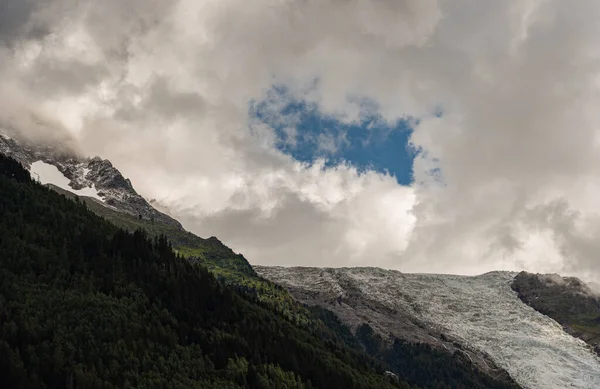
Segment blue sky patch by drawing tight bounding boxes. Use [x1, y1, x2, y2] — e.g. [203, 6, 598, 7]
[250, 87, 417, 186]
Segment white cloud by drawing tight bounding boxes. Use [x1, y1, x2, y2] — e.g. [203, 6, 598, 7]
[2, 0, 600, 280]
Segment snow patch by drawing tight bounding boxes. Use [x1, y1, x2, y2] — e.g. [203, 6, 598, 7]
[30, 161, 104, 202]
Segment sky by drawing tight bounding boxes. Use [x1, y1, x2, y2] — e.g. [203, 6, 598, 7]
[251, 85, 417, 185]
[2, 0, 600, 279]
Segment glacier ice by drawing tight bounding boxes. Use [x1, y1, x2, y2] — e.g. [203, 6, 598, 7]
[257, 267, 600, 389]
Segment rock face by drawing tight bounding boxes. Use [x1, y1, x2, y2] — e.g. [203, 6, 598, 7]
[0, 133, 181, 228]
[255, 266, 600, 389]
[512, 271, 600, 356]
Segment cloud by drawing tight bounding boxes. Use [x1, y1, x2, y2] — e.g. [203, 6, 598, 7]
[175, 161, 416, 268]
[2, 0, 600, 279]
[401, 0, 600, 277]
[0, 0, 60, 43]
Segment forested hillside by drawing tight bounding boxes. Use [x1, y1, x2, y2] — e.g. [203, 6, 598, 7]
[0, 153, 408, 388]
[50, 183, 320, 334]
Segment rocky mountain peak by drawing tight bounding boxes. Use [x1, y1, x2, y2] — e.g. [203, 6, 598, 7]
[0, 132, 181, 229]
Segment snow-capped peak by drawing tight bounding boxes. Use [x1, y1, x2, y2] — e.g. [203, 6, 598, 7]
[0, 132, 182, 228]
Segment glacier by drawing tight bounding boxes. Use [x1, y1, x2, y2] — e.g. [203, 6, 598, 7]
[256, 267, 600, 389]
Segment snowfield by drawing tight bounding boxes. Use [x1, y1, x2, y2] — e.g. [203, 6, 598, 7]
[256, 267, 600, 389]
[30, 161, 105, 202]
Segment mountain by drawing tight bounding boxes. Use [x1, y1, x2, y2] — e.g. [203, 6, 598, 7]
[0, 132, 261, 276]
[255, 266, 600, 389]
[0, 131, 315, 328]
[2, 133, 598, 388]
[0, 137, 527, 388]
[0, 132, 180, 227]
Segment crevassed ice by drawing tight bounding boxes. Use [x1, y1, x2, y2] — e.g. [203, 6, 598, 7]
[30, 160, 104, 202]
[353, 270, 600, 389]
[260, 267, 600, 389]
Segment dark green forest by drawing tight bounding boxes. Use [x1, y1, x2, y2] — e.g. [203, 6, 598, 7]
[0, 154, 406, 388]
